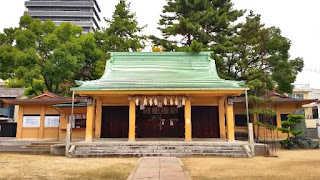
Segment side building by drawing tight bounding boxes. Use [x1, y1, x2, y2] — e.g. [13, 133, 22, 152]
[24, 0, 101, 33]
[0, 80, 25, 137]
[289, 84, 320, 138]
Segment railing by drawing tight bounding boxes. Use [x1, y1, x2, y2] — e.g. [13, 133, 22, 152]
[0, 108, 14, 119]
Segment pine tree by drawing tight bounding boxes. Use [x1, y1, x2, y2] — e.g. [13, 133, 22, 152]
[95, 0, 146, 52]
[152, 0, 243, 52]
[218, 12, 304, 94]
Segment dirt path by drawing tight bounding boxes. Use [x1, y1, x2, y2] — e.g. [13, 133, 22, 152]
[182, 149, 320, 180]
[0, 153, 137, 180]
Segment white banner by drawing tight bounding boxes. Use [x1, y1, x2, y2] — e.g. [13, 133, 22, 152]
[45, 116, 60, 127]
[23, 116, 40, 127]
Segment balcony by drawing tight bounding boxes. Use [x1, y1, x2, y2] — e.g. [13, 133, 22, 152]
[0, 108, 14, 119]
[54, 21, 94, 27]
[25, 1, 94, 8]
[25, 11, 94, 18]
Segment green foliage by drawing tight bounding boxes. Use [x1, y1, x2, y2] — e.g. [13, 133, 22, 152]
[287, 114, 304, 123]
[277, 114, 305, 140]
[0, 15, 103, 96]
[95, 0, 146, 53]
[281, 120, 296, 127]
[248, 108, 276, 116]
[189, 40, 203, 53]
[254, 121, 277, 130]
[154, 2, 302, 96]
[247, 95, 273, 104]
[216, 12, 303, 95]
[254, 121, 265, 127]
[290, 130, 303, 136]
[277, 127, 290, 133]
[154, 0, 243, 50]
[248, 95, 264, 103]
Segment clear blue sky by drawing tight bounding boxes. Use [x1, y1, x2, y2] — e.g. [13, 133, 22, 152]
[1, 0, 320, 88]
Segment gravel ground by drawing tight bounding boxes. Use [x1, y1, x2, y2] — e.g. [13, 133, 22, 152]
[0, 153, 137, 180]
[182, 149, 320, 180]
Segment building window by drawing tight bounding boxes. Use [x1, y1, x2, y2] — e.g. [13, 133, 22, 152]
[288, 94, 304, 99]
[312, 108, 319, 119]
[69, 114, 86, 128]
[235, 114, 247, 126]
[258, 115, 277, 126]
[281, 114, 289, 121]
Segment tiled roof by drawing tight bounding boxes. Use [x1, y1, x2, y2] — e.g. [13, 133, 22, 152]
[72, 52, 247, 91]
[2, 90, 87, 105]
[234, 90, 318, 105]
[2, 98, 72, 105]
[32, 90, 65, 99]
[0, 88, 25, 98]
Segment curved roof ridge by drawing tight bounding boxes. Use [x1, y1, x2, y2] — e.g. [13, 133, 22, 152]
[72, 52, 247, 91]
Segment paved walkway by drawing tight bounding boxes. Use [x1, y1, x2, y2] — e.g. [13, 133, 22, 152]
[127, 157, 190, 180]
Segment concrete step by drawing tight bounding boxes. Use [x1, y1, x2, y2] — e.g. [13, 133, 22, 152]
[31, 142, 63, 146]
[70, 143, 248, 158]
[72, 145, 247, 157]
[21, 145, 51, 149]
[74, 149, 246, 154]
[71, 152, 248, 158]
[75, 146, 244, 151]
[80, 143, 245, 147]
[0, 145, 50, 153]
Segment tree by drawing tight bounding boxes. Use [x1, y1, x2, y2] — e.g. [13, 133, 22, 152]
[277, 114, 305, 149]
[152, 0, 243, 52]
[95, 0, 146, 53]
[0, 15, 103, 96]
[278, 115, 304, 140]
[216, 12, 304, 94]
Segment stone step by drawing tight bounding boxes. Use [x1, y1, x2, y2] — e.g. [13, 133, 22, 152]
[21, 145, 51, 149]
[70, 143, 248, 158]
[75, 146, 244, 151]
[31, 142, 63, 146]
[79, 143, 245, 147]
[71, 152, 248, 158]
[74, 149, 246, 154]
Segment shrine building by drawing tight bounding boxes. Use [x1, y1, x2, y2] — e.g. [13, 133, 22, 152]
[71, 52, 247, 142]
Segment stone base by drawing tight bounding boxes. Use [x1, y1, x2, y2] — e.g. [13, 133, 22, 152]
[50, 144, 66, 156]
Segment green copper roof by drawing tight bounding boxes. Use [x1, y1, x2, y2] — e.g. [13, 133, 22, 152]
[71, 52, 247, 91]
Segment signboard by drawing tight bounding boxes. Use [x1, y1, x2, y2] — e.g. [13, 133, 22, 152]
[45, 116, 60, 127]
[23, 116, 40, 127]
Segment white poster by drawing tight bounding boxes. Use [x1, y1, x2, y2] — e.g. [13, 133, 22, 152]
[23, 116, 40, 127]
[45, 116, 60, 127]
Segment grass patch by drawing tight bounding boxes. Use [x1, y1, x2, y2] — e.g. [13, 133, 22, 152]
[80, 163, 134, 180]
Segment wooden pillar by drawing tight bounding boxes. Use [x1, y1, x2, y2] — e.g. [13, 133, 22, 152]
[85, 101, 95, 142]
[94, 98, 102, 138]
[16, 105, 23, 139]
[128, 100, 136, 141]
[38, 105, 45, 139]
[218, 98, 226, 138]
[185, 99, 192, 141]
[226, 102, 235, 141]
